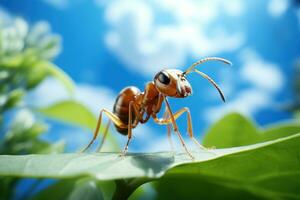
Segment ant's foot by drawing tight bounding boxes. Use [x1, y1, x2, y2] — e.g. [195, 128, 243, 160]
[80, 147, 88, 153]
[118, 149, 128, 158]
[184, 149, 195, 160]
[118, 153, 126, 159]
[189, 154, 195, 160]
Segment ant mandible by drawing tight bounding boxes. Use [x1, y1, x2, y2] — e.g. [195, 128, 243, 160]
[82, 57, 231, 159]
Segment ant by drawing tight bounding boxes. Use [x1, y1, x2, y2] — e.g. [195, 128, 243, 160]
[82, 57, 231, 159]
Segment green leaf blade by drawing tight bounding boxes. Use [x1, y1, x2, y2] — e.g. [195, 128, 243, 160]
[203, 113, 260, 148]
[38, 100, 119, 150]
[38, 101, 97, 130]
[33, 60, 75, 95]
[0, 133, 299, 183]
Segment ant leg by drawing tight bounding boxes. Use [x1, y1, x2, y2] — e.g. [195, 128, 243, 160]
[162, 108, 174, 152]
[82, 109, 126, 152]
[154, 107, 207, 150]
[81, 110, 103, 152]
[121, 101, 138, 156]
[178, 107, 207, 150]
[153, 97, 194, 159]
[97, 119, 111, 152]
[164, 98, 194, 159]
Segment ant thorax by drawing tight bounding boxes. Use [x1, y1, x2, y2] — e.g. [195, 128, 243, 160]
[141, 82, 162, 114]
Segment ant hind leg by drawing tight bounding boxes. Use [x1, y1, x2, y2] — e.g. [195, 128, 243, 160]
[96, 119, 111, 152]
[81, 109, 126, 153]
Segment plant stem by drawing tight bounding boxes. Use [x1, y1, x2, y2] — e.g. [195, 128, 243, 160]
[112, 178, 154, 200]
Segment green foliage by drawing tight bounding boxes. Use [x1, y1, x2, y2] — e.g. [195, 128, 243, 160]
[203, 113, 300, 148]
[0, 17, 74, 154]
[155, 134, 300, 200]
[0, 16, 70, 200]
[38, 100, 120, 150]
[0, 18, 74, 104]
[0, 16, 83, 200]
[0, 109, 64, 155]
[0, 131, 299, 199]
[203, 113, 259, 147]
[32, 178, 115, 200]
[39, 101, 97, 130]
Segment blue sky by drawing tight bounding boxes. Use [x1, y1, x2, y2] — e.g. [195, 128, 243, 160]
[1, 0, 300, 152]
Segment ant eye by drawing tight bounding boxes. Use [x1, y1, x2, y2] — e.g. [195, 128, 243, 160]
[157, 72, 170, 85]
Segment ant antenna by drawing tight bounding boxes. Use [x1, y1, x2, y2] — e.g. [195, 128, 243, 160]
[194, 69, 226, 102]
[183, 57, 232, 75]
[182, 57, 231, 102]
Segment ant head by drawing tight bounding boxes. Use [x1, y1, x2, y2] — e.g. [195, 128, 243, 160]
[154, 69, 192, 98]
[154, 57, 232, 101]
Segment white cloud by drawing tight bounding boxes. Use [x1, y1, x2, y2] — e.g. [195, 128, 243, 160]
[75, 84, 116, 115]
[216, 69, 236, 98]
[204, 49, 285, 122]
[267, 0, 289, 18]
[206, 89, 272, 121]
[240, 50, 284, 93]
[27, 78, 116, 115]
[145, 137, 177, 152]
[223, 0, 244, 17]
[0, 7, 12, 26]
[102, 0, 245, 76]
[143, 130, 203, 153]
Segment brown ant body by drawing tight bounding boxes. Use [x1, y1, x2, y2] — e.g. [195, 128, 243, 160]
[82, 57, 231, 159]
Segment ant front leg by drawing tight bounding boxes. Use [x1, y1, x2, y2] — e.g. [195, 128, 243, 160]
[162, 108, 174, 152]
[152, 94, 174, 152]
[156, 107, 209, 150]
[152, 97, 194, 159]
[172, 107, 208, 150]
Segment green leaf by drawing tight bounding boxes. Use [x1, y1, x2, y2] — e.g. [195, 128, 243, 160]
[66, 178, 104, 200]
[68, 178, 112, 200]
[35, 140, 65, 154]
[25, 62, 48, 89]
[38, 100, 119, 150]
[34, 60, 74, 95]
[3, 89, 24, 109]
[44, 61, 74, 95]
[6, 110, 47, 141]
[32, 179, 77, 200]
[154, 175, 265, 200]
[39, 101, 97, 130]
[203, 113, 300, 148]
[33, 178, 115, 200]
[262, 123, 300, 142]
[0, 133, 299, 200]
[156, 133, 300, 200]
[0, 177, 17, 200]
[0, 54, 24, 68]
[203, 113, 260, 148]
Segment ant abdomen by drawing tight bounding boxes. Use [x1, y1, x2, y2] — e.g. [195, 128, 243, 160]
[113, 86, 141, 135]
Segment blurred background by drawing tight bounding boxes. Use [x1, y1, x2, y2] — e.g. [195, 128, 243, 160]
[2, 0, 300, 153]
[1, 0, 300, 199]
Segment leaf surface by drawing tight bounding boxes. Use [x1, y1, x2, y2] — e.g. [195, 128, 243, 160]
[1, 113, 300, 199]
[0, 134, 298, 183]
